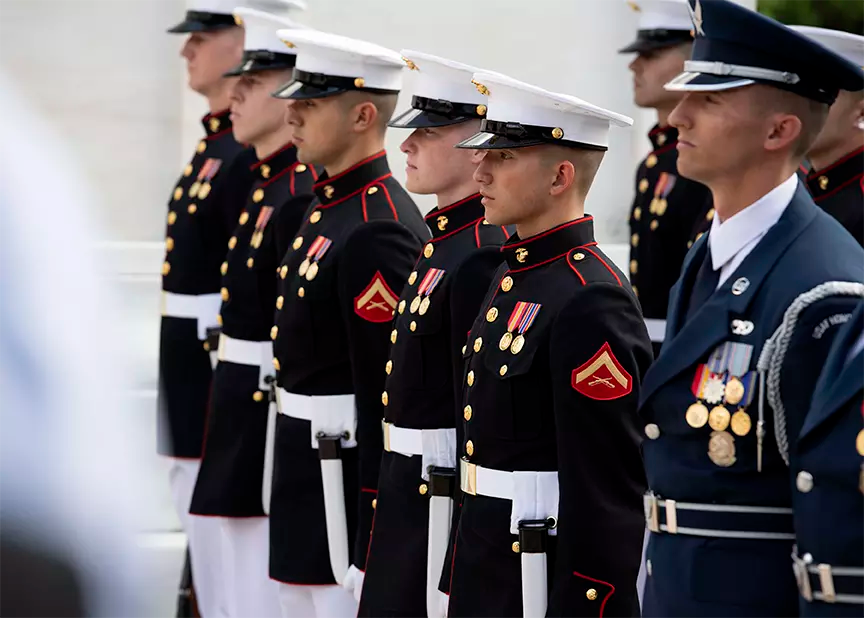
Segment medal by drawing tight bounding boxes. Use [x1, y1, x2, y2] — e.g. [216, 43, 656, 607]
[655, 199, 667, 216]
[189, 181, 201, 198]
[686, 402, 709, 428]
[730, 410, 752, 436]
[510, 334, 525, 354]
[301, 236, 332, 282]
[198, 183, 211, 199]
[651, 173, 676, 217]
[305, 261, 319, 281]
[649, 198, 659, 215]
[499, 331, 513, 351]
[504, 301, 541, 356]
[419, 297, 431, 315]
[192, 159, 222, 201]
[298, 259, 310, 277]
[725, 376, 745, 405]
[410, 296, 422, 314]
[708, 430, 736, 467]
[703, 375, 726, 405]
[708, 405, 731, 431]
[857, 428, 864, 457]
[413, 268, 446, 316]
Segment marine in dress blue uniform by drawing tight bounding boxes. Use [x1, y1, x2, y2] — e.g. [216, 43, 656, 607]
[358, 51, 510, 618]
[791, 300, 864, 616]
[639, 2, 864, 615]
[620, 0, 713, 353]
[446, 71, 653, 618]
[267, 30, 430, 616]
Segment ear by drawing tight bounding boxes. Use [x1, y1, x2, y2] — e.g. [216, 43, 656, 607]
[549, 159, 576, 197]
[764, 112, 802, 154]
[351, 101, 379, 133]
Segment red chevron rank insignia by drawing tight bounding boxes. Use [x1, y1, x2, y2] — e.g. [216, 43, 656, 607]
[571, 342, 632, 400]
[354, 271, 399, 323]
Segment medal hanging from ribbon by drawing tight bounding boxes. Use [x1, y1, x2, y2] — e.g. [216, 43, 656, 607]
[410, 268, 446, 315]
[191, 158, 223, 200]
[298, 236, 332, 281]
[728, 371, 756, 436]
[499, 302, 541, 354]
[686, 364, 712, 429]
[250, 206, 274, 249]
[649, 173, 677, 216]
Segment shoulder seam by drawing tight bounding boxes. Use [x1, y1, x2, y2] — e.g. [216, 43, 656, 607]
[581, 246, 622, 286]
[361, 181, 398, 223]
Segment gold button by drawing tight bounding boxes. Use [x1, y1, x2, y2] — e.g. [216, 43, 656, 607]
[586, 589, 598, 601]
[638, 178, 649, 193]
[476, 104, 487, 116]
[819, 175, 829, 190]
[657, 132, 667, 146]
[323, 185, 335, 199]
[228, 236, 237, 249]
[706, 208, 715, 221]
[573, 252, 585, 261]
[173, 187, 183, 201]
[197, 141, 206, 153]
[260, 164, 270, 179]
[385, 360, 393, 375]
[419, 483, 428, 495]
[500, 276, 513, 292]
[253, 391, 264, 402]
[162, 261, 171, 275]
[391, 329, 398, 344]
[280, 265, 288, 279]
[354, 77, 366, 88]
[167, 211, 177, 225]
[398, 299, 406, 314]
[486, 307, 498, 322]
[166, 237, 174, 252]
[634, 206, 642, 221]
[293, 237, 303, 250]
[466, 440, 474, 456]
[296, 164, 307, 173]
[273, 358, 281, 371]
[650, 220, 659, 231]
[463, 405, 473, 421]
[253, 188, 264, 203]
[310, 211, 322, 224]
[462, 345, 467, 355]
[187, 204, 197, 214]
[203, 341, 210, 351]
[371, 498, 377, 509]
[646, 154, 658, 168]
[408, 271, 418, 286]
[382, 391, 389, 406]
[298, 287, 305, 298]
[499, 365, 508, 376]
[631, 233, 639, 247]
[473, 337, 483, 353]
[410, 321, 417, 332]
[247, 258, 254, 269]
[221, 287, 229, 301]
[630, 259, 638, 275]
[645, 424, 660, 440]
[467, 370, 475, 386]
[512, 542, 520, 553]
[687, 240, 693, 248]
[183, 163, 193, 177]
[424, 243, 435, 259]
[270, 325, 278, 340]
[551, 127, 564, 139]
[367, 186, 379, 195]
[217, 314, 223, 326]
[239, 212, 249, 225]
[276, 296, 284, 310]
[221, 261, 228, 275]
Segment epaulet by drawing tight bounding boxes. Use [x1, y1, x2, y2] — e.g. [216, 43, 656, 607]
[566, 245, 625, 288]
[360, 179, 398, 223]
[474, 220, 512, 248]
[289, 161, 319, 196]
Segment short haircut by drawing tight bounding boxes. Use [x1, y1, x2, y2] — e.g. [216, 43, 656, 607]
[541, 145, 606, 198]
[338, 90, 399, 135]
[754, 85, 830, 158]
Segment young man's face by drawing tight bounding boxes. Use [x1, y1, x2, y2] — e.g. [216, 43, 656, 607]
[399, 122, 481, 197]
[628, 45, 689, 111]
[284, 95, 355, 166]
[181, 28, 243, 96]
[230, 70, 293, 146]
[472, 146, 552, 227]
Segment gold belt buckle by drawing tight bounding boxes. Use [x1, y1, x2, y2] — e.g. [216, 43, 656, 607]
[645, 493, 659, 533]
[460, 459, 477, 496]
[382, 421, 392, 453]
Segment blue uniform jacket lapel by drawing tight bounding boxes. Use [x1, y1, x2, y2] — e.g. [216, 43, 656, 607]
[799, 302, 864, 441]
[640, 183, 818, 408]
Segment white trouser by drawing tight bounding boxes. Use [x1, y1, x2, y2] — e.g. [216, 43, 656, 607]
[277, 582, 358, 618]
[168, 459, 226, 618]
[220, 518, 281, 618]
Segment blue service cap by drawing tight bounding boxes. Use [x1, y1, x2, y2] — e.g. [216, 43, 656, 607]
[664, 0, 864, 105]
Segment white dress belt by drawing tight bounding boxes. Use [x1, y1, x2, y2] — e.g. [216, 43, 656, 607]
[217, 333, 272, 367]
[160, 291, 221, 340]
[643, 318, 667, 343]
[382, 422, 455, 456]
[276, 387, 357, 449]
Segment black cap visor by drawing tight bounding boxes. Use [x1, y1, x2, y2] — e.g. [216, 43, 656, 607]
[167, 11, 237, 34]
[272, 70, 399, 100]
[455, 119, 607, 152]
[389, 96, 485, 129]
[618, 29, 694, 54]
[224, 51, 297, 77]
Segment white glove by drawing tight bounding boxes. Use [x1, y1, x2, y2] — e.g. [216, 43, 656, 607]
[341, 564, 365, 602]
[438, 591, 449, 618]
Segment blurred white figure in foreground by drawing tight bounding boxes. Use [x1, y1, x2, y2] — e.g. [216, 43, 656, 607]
[0, 71, 157, 617]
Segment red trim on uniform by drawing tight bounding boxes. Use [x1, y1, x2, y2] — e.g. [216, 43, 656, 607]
[361, 182, 398, 222]
[648, 125, 670, 136]
[360, 487, 378, 494]
[650, 142, 678, 157]
[474, 220, 482, 248]
[318, 173, 393, 210]
[812, 173, 864, 203]
[807, 146, 864, 178]
[448, 529, 459, 596]
[567, 261, 586, 285]
[203, 109, 229, 121]
[251, 143, 295, 170]
[364, 502, 377, 576]
[424, 193, 481, 222]
[260, 165, 293, 189]
[432, 216, 485, 243]
[580, 246, 622, 286]
[509, 251, 572, 273]
[799, 164, 809, 175]
[290, 168, 296, 195]
[312, 151, 387, 189]
[500, 226, 509, 239]
[502, 217, 594, 249]
[572, 571, 615, 617]
[205, 127, 233, 141]
[571, 342, 633, 400]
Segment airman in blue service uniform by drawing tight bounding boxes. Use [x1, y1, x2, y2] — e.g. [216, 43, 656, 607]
[639, 1, 864, 615]
[267, 29, 429, 617]
[162, 4, 253, 616]
[186, 5, 312, 617]
[445, 71, 652, 618]
[792, 27, 864, 248]
[791, 300, 864, 616]
[619, 0, 713, 353]
[358, 51, 510, 618]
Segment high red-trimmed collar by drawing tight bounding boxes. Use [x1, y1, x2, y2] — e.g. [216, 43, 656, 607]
[251, 142, 298, 181]
[806, 146, 864, 202]
[202, 109, 232, 137]
[425, 193, 484, 240]
[313, 151, 391, 206]
[502, 217, 595, 271]
[648, 124, 677, 151]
